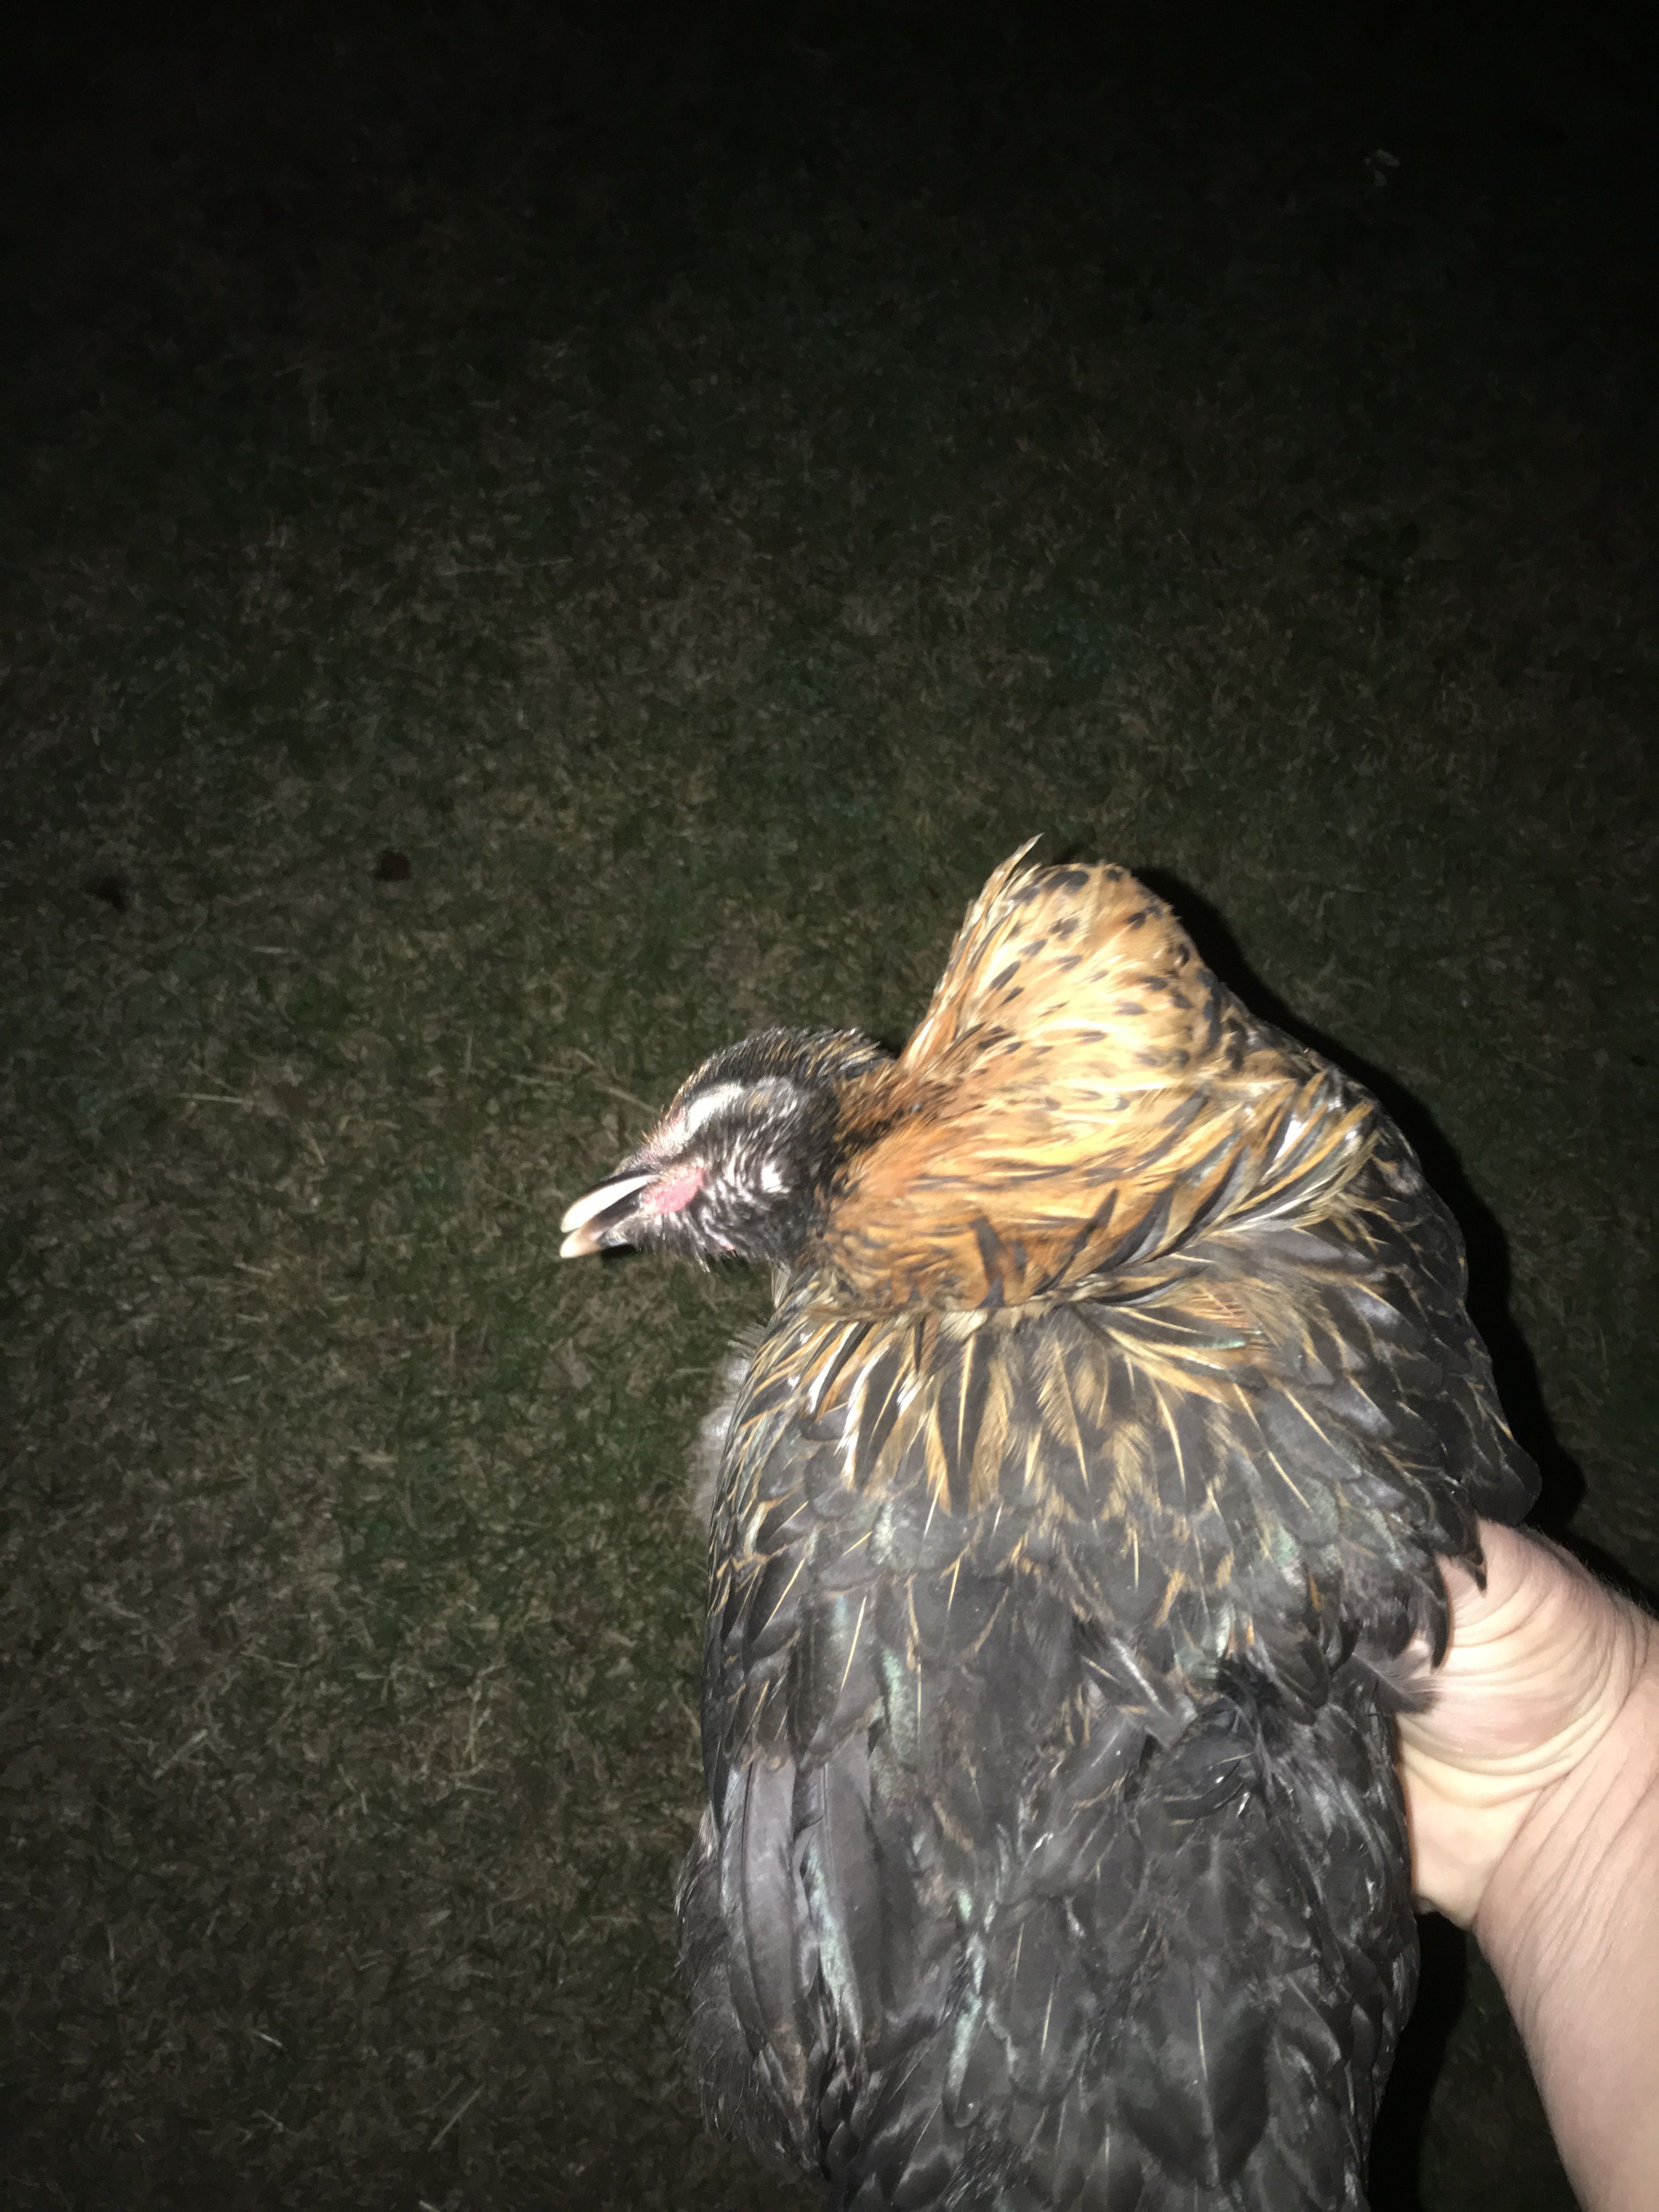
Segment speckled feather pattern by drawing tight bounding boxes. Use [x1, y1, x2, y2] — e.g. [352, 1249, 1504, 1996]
[572, 852, 1536, 2209]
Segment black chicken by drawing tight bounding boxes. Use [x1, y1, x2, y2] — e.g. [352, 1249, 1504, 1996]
[560, 849, 1536, 2210]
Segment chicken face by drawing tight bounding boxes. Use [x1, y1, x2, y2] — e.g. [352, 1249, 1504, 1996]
[560, 1026, 890, 1267]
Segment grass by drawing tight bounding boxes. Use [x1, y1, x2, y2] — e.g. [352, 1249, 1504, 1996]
[2, 4, 1655, 2206]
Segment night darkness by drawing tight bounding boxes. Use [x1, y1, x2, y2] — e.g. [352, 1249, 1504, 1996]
[2, 4, 1655, 2208]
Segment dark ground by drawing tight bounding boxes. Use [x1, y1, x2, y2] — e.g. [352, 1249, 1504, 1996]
[2, 3, 1655, 2207]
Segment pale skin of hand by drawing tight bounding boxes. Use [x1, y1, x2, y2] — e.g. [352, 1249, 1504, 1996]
[1397, 1521, 1659, 2212]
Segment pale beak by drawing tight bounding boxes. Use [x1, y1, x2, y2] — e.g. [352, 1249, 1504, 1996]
[559, 1170, 655, 1259]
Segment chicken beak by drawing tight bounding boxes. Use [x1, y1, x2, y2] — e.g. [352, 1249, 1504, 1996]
[559, 1170, 656, 1259]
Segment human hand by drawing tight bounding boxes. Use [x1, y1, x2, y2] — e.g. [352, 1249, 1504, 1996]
[1396, 1520, 1656, 1927]
[1397, 1522, 1659, 2208]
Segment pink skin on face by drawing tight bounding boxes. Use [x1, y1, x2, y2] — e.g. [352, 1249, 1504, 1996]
[645, 1163, 707, 1217]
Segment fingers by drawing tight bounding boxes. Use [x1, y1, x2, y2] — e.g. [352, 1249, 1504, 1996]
[1397, 1520, 1655, 1925]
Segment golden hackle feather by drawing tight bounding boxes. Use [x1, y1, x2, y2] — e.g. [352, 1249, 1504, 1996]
[826, 849, 1377, 1310]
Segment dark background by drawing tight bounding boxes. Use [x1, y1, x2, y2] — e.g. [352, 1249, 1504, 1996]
[2, 3, 1655, 2205]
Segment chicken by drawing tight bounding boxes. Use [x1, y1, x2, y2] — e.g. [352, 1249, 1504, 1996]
[558, 848, 1537, 2210]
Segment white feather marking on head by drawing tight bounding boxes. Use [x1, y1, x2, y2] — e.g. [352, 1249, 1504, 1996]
[674, 1081, 749, 1138]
